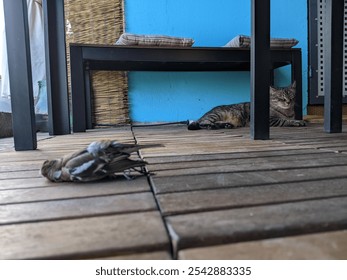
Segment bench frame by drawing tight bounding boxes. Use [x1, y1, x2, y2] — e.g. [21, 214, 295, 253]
[70, 44, 302, 132]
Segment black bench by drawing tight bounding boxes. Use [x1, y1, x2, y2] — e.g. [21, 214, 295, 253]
[70, 44, 302, 132]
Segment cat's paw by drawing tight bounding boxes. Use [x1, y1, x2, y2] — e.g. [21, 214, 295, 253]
[293, 120, 306, 127]
[187, 121, 201, 130]
[224, 123, 234, 129]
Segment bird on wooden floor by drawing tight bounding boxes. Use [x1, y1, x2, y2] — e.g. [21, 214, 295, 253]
[40, 140, 162, 182]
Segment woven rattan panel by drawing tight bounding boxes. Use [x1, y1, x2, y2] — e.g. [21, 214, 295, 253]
[64, 0, 130, 126]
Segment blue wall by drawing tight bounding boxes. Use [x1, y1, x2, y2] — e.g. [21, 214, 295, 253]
[125, 0, 307, 122]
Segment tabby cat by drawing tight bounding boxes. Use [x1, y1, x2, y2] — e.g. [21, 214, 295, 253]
[188, 81, 305, 130]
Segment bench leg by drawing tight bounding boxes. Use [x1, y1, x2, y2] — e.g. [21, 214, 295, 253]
[85, 67, 93, 129]
[70, 46, 87, 132]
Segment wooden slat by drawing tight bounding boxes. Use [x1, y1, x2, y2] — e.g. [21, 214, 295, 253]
[96, 251, 172, 260]
[0, 192, 156, 225]
[0, 170, 42, 180]
[147, 152, 344, 172]
[165, 196, 347, 250]
[151, 165, 347, 194]
[0, 176, 150, 203]
[144, 148, 331, 164]
[179, 230, 347, 260]
[0, 178, 52, 190]
[148, 155, 347, 177]
[156, 178, 347, 215]
[0, 211, 169, 259]
[0, 160, 44, 172]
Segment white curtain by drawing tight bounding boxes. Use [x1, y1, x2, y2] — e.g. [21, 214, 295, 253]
[0, 0, 45, 102]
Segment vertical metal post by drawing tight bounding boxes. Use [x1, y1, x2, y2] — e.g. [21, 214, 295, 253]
[42, 0, 70, 135]
[323, 0, 344, 133]
[3, 0, 37, 150]
[250, 0, 271, 140]
[308, 0, 319, 105]
[292, 50, 303, 120]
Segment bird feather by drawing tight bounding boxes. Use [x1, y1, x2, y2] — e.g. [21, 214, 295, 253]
[40, 140, 162, 182]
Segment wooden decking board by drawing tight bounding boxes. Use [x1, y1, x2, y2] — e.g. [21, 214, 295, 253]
[0, 160, 43, 172]
[0, 192, 157, 225]
[178, 230, 347, 260]
[277, 137, 347, 144]
[1, 123, 347, 259]
[165, 196, 347, 250]
[147, 152, 345, 172]
[156, 178, 347, 215]
[0, 211, 170, 259]
[0, 170, 41, 180]
[151, 165, 347, 194]
[0, 178, 54, 190]
[140, 145, 313, 157]
[147, 155, 347, 177]
[96, 251, 173, 260]
[0, 177, 150, 204]
[143, 148, 331, 164]
[134, 126, 312, 157]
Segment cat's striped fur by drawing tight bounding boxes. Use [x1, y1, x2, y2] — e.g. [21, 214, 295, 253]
[188, 81, 305, 130]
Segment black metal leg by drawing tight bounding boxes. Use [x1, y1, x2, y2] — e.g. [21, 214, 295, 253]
[292, 51, 303, 120]
[84, 66, 93, 129]
[70, 46, 87, 132]
[250, 0, 271, 140]
[42, 0, 70, 135]
[323, 0, 344, 133]
[270, 69, 275, 86]
[3, 0, 37, 151]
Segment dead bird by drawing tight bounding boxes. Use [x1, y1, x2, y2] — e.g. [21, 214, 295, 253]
[41, 140, 162, 182]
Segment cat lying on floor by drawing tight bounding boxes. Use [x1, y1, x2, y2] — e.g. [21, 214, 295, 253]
[188, 81, 306, 130]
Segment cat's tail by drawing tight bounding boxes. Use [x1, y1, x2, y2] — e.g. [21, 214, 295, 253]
[187, 121, 201, 130]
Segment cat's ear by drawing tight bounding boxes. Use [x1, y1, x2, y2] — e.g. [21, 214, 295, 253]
[269, 85, 276, 95]
[291, 80, 296, 89]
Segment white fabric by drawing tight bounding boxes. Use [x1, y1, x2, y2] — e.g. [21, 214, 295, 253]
[0, 0, 45, 102]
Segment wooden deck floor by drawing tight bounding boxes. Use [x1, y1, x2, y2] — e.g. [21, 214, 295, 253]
[0, 123, 347, 259]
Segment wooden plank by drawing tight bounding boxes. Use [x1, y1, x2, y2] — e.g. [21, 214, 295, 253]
[96, 251, 172, 260]
[151, 165, 347, 194]
[0, 170, 41, 180]
[0, 147, 140, 163]
[144, 149, 331, 164]
[0, 177, 62, 190]
[0, 176, 150, 202]
[165, 197, 347, 250]
[149, 155, 347, 177]
[147, 152, 344, 172]
[141, 145, 311, 158]
[0, 161, 44, 172]
[278, 137, 347, 145]
[0, 211, 169, 259]
[179, 230, 347, 260]
[0, 192, 156, 225]
[156, 178, 347, 215]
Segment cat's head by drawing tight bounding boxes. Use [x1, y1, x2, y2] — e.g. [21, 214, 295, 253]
[270, 81, 296, 110]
